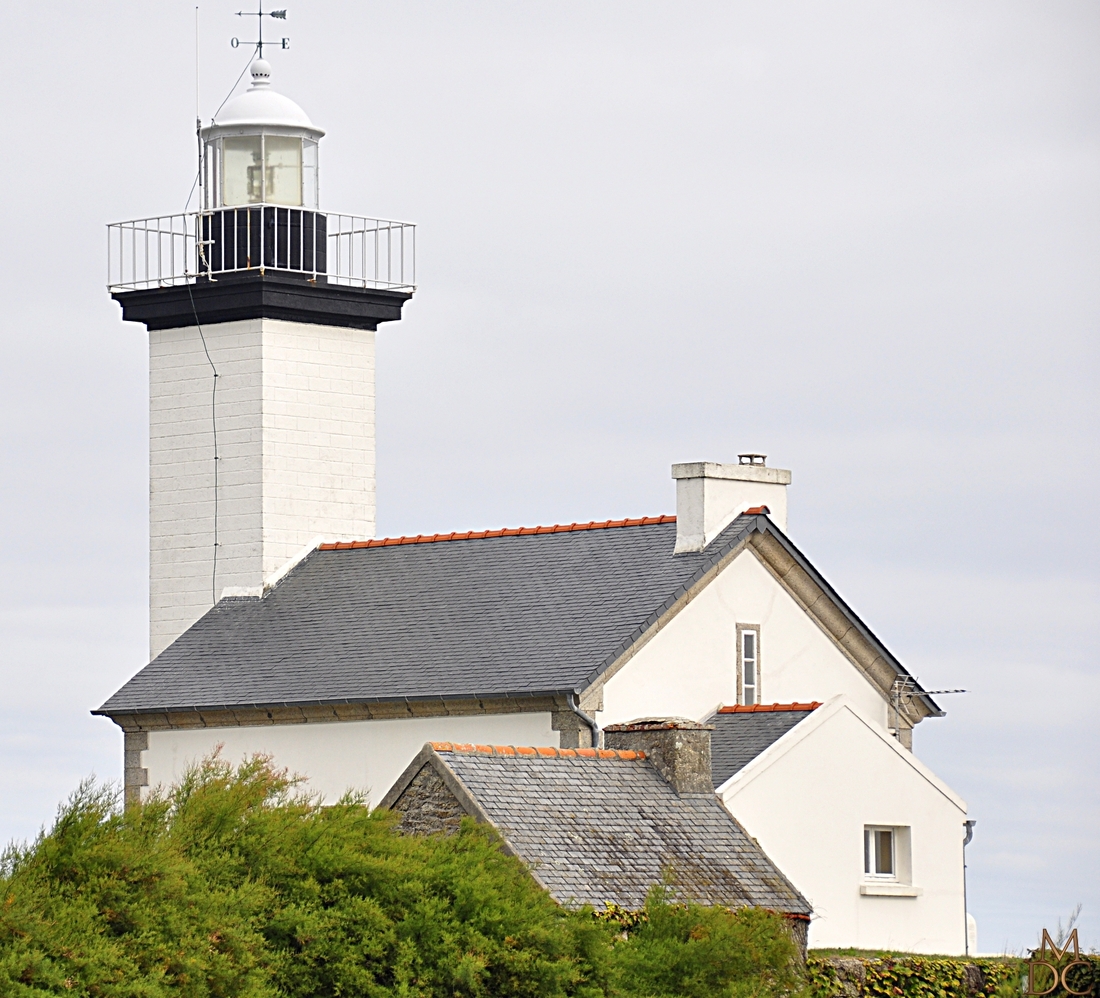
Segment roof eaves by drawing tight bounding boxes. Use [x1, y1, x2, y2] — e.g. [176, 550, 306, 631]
[93, 687, 577, 718]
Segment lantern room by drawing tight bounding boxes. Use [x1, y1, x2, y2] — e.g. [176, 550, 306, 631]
[201, 59, 324, 210]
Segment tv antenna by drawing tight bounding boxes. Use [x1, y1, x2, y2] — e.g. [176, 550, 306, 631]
[889, 676, 967, 731]
[231, 1, 289, 56]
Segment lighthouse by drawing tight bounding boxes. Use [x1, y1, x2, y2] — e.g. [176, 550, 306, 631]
[108, 56, 415, 658]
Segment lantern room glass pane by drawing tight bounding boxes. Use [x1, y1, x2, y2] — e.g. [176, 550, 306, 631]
[223, 136, 263, 206]
[302, 139, 318, 209]
[265, 136, 303, 206]
[202, 140, 220, 210]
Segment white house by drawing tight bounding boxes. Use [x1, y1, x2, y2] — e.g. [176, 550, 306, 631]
[709, 699, 969, 953]
[100, 57, 974, 954]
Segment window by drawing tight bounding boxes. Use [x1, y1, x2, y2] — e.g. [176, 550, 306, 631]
[219, 135, 304, 207]
[263, 136, 303, 206]
[223, 136, 263, 205]
[861, 826, 917, 896]
[864, 827, 895, 878]
[737, 626, 760, 706]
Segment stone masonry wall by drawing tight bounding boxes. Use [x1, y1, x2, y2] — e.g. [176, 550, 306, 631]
[391, 764, 470, 835]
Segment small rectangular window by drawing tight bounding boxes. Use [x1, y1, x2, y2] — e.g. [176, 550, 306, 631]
[738, 626, 759, 706]
[864, 827, 895, 878]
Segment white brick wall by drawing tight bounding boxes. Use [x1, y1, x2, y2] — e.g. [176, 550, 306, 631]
[149, 318, 376, 658]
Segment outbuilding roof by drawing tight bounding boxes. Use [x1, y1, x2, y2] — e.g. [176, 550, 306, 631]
[97, 512, 939, 720]
[708, 705, 821, 788]
[382, 741, 812, 916]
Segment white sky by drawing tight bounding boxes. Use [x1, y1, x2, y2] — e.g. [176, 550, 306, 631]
[0, 0, 1096, 953]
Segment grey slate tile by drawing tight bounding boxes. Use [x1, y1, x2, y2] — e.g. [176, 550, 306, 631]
[435, 749, 810, 915]
[99, 517, 759, 714]
[707, 710, 817, 787]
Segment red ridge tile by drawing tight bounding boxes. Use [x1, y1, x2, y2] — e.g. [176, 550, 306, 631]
[318, 515, 677, 551]
[717, 702, 822, 713]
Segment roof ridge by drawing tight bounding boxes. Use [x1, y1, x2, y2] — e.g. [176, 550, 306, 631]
[717, 701, 822, 713]
[429, 741, 646, 761]
[318, 515, 676, 551]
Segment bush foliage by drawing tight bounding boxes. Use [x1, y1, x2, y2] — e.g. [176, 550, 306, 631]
[805, 956, 1021, 998]
[0, 755, 802, 998]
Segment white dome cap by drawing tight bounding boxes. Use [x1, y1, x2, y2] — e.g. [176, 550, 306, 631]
[202, 59, 324, 139]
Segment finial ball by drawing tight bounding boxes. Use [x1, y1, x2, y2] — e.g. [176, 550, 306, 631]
[250, 59, 272, 85]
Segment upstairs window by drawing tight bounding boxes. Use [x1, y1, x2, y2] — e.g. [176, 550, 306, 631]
[738, 626, 760, 705]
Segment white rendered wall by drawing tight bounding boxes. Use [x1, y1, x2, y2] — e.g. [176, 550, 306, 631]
[149, 318, 375, 658]
[599, 549, 888, 730]
[144, 712, 558, 805]
[718, 699, 968, 953]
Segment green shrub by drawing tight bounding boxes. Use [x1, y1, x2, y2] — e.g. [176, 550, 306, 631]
[0, 755, 803, 998]
[605, 885, 803, 998]
[806, 955, 1030, 998]
[0, 755, 603, 998]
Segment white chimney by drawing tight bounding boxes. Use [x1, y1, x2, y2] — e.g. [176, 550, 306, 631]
[672, 455, 791, 553]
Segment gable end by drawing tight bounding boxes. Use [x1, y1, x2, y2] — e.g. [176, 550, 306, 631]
[389, 762, 471, 835]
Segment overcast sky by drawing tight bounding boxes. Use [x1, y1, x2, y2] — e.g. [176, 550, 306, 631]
[1, 0, 1096, 953]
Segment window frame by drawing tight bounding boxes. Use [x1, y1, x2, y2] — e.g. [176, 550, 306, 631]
[864, 826, 895, 879]
[736, 624, 761, 706]
[214, 133, 307, 208]
[863, 825, 913, 885]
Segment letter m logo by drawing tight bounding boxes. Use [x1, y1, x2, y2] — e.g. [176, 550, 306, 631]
[1039, 929, 1080, 962]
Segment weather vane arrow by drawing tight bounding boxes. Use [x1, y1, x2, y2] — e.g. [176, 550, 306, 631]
[231, 2, 289, 56]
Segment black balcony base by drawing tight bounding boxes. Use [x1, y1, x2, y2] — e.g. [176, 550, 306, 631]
[112, 270, 413, 332]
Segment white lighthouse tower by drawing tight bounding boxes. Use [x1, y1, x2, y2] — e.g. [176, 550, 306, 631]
[109, 55, 415, 658]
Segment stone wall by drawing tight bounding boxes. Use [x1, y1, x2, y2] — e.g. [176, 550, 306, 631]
[806, 955, 1019, 998]
[390, 763, 469, 835]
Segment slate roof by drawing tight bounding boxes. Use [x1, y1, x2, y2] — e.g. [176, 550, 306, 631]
[97, 511, 936, 718]
[392, 742, 811, 915]
[708, 705, 819, 788]
[98, 514, 754, 714]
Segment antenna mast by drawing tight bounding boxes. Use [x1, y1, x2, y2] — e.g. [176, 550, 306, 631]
[195, 6, 202, 195]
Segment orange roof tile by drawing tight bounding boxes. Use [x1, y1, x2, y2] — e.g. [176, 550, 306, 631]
[717, 702, 821, 713]
[318, 515, 677, 551]
[743, 505, 770, 515]
[430, 743, 646, 761]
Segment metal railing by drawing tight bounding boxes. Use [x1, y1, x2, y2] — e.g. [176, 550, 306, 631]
[107, 208, 416, 293]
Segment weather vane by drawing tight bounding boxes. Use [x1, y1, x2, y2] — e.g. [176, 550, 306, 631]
[231, 1, 289, 57]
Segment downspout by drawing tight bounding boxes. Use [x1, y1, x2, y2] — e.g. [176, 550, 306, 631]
[962, 820, 976, 955]
[568, 691, 601, 750]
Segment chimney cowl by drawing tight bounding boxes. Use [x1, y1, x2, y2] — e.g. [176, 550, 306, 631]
[604, 717, 714, 795]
